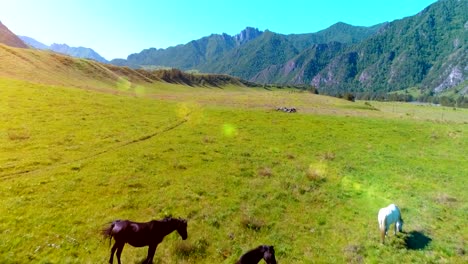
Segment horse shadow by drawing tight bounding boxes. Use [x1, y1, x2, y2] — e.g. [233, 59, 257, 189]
[404, 231, 432, 250]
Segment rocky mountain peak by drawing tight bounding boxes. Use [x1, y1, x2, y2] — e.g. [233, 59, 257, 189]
[234, 27, 263, 45]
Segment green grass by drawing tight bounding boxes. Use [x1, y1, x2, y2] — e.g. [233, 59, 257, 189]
[0, 78, 467, 263]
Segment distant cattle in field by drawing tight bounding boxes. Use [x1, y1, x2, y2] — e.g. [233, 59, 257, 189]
[276, 106, 297, 113]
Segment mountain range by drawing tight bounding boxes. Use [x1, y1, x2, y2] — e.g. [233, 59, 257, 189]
[111, 23, 382, 77]
[0, 0, 466, 101]
[112, 0, 467, 97]
[19, 36, 108, 63]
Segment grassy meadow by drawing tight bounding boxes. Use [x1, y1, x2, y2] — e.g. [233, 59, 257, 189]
[0, 77, 467, 263]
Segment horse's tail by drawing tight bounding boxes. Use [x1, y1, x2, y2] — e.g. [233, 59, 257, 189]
[102, 221, 116, 247]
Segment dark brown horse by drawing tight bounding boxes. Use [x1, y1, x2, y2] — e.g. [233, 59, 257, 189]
[236, 245, 277, 264]
[102, 217, 187, 264]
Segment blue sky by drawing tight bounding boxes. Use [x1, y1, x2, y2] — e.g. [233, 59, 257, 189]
[0, 0, 437, 60]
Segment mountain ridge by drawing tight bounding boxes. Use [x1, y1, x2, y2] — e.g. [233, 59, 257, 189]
[113, 22, 379, 72]
[114, 27, 264, 69]
[19, 36, 108, 63]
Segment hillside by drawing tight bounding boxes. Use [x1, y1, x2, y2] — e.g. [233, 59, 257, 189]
[251, 42, 346, 85]
[19, 36, 108, 63]
[309, 0, 467, 96]
[0, 21, 28, 48]
[200, 30, 302, 80]
[202, 22, 383, 80]
[0, 44, 256, 92]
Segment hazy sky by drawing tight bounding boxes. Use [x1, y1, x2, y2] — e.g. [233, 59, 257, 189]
[0, 0, 437, 60]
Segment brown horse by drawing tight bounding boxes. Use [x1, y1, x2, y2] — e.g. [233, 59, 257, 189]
[236, 245, 277, 264]
[102, 217, 187, 264]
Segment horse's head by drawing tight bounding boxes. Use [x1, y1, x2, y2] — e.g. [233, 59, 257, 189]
[397, 218, 404, 233]
[175, 218, 188, 240]
[262, 245, 277, 264]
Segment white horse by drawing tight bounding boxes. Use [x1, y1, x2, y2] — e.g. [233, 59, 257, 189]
[378, 204, 404, 243]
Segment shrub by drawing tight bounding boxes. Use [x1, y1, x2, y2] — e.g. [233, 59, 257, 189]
[174, 239, 209, 258]
[343, 244, 364, 263]
[7, 129, 30, 140]
[257, 167, 273, 177]
[306, 163, 327, 182]
[321, 151, 336, 161]
[240, 216, 265, 231]
[343, 93, 356, 102]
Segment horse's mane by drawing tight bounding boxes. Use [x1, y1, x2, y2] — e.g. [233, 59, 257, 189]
[162, 216, 173, 222]
[161, 216, 186, 224]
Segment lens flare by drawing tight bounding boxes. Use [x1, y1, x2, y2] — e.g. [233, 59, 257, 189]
[177, 103, 191, 120]
[177, 102, 203, 125]
[134, 85, 147, 97]
[222, 123, 238, 137]
[116, 77, 131, 91]
[341, 176, 362, 191]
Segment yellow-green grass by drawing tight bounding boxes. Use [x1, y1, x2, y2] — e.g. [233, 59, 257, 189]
[366, 101, 468, 124]
[0, 78, 467, 263]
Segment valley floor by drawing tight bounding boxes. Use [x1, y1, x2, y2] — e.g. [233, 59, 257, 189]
[0, 78, 467, 263]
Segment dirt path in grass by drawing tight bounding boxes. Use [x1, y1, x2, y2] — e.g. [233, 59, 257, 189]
[0, 116, 189, 180]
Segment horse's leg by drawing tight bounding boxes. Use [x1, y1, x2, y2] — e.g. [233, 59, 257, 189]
[380, 228, 385, 244]
[380, 219, 387, 244]
[145, 245, 158, 264]
[116, 243, 125, 264]
[109, 241, 118, 264]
